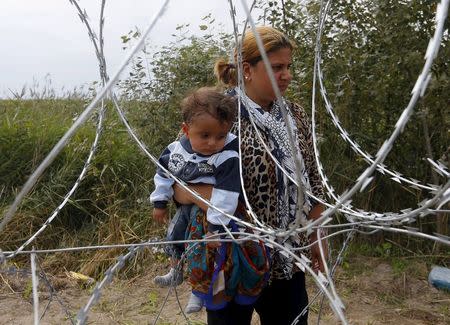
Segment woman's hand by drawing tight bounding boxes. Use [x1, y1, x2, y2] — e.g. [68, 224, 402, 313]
[310, 230, 328, 273]
[171, 183, 193, 205]
[308, 204, 328, 273]
[205, 231, 221, 249]
[172, 183, 213, 212]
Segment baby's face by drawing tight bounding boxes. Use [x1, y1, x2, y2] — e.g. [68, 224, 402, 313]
[182, 114, 231, 156]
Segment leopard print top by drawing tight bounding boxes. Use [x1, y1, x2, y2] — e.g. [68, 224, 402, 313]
[232, 100, 324, 280]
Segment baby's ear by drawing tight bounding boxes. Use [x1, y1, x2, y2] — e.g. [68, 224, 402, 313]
[181, 122, 189, 137]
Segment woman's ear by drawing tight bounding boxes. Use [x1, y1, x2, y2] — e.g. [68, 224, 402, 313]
[181, 122, 189, 137]
[242, 62, 251, 81]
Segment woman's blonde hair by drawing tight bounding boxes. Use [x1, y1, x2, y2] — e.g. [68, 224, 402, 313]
[214, 26, 294, 87]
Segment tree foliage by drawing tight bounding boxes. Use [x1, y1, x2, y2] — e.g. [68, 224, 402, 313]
[119, 0, 449, 238]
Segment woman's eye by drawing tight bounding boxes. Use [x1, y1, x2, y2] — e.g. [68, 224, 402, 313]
[271, 65, 282, 72]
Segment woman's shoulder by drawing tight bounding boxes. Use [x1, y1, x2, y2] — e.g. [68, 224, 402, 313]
[285, 100, 310, 124]
[285, 99, 305, 112]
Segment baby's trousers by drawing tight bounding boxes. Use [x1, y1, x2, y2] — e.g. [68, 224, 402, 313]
[164, 204, 194, 259]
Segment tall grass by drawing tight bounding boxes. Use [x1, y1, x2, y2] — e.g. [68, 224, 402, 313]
[0, 97, 180, 277]
[1, 93, 448, 276]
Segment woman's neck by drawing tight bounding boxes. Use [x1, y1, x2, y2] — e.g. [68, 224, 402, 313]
[244, 87, 272, 111]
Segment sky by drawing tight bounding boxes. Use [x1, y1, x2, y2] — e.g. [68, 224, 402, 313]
[0, 0, 258, 98]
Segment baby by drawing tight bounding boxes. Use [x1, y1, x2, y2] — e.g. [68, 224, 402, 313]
[149, 87, 240, 313]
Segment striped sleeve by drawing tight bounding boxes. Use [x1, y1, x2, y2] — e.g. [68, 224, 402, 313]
[207, 139, 241, 232]
[149, 146, 174, 208]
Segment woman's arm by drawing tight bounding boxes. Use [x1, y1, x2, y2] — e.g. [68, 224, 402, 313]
[291, 102, 325, 202]
[291, 102, 328, 272]
[172, 183, 213, 212]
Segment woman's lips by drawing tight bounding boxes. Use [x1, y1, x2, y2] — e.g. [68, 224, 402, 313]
[278, 84, 289, 92]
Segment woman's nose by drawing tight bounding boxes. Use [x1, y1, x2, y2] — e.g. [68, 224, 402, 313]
[282, 68, 292, 80]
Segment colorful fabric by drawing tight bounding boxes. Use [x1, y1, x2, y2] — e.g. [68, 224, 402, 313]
[186, 207, 270, 310]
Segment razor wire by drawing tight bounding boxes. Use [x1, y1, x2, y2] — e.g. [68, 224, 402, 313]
[233, 0, 449, 237]
[238, 0, 315, 238]
[0, 227, 418, 256]
[52, 3, 197, 323]
[31, 248, 39, 325]
[310, 0, 450, 225]
[292, 228, 356, 325]
[312, 0, 449, 200]
[77, 230, 342, 324]
[110, 3, 448, 320]
[8, 0, 118, 259]
[0, 257, 76, 325]
[0, 0, 449, 324]
[0, 0, 170, 233]
[8, 0, 448, 258]
[6, 99, 105, 259]
[305, 0, 450, 244]
[314, 3, 440, 195]
[228, 0, 268, 230]
[0, 229, 448, 323]
[76, 241, 143, 324]
[35, 256, 77, 325]
[76, 229, 268, 324]
[1, 1, 446, 244]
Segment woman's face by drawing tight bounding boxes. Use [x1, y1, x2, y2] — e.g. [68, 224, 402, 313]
[243, 47, 293, 110]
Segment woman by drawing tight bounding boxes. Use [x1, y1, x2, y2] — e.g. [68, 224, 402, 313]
[174, 26, 327, 325]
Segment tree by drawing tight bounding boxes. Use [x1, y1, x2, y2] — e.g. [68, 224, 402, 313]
[260, 0, 449, 242]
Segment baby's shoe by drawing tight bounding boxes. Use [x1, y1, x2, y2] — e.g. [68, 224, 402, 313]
[154, 267, 183, 287]
[185, 293, 203, 314]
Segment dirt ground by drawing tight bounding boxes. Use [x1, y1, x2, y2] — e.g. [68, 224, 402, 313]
[1, 256, 449, 325]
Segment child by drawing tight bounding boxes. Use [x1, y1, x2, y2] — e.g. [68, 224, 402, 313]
[149, 87, 241, 313]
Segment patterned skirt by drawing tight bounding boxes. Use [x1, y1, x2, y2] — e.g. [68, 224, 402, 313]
[185, 206, 270, 310]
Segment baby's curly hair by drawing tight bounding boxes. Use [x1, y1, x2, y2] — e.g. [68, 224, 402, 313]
[181, 87, 237, 125]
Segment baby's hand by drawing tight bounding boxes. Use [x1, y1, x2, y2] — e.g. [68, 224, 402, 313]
[153, 208, 168, 224]
[206, 231, 221, 249]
